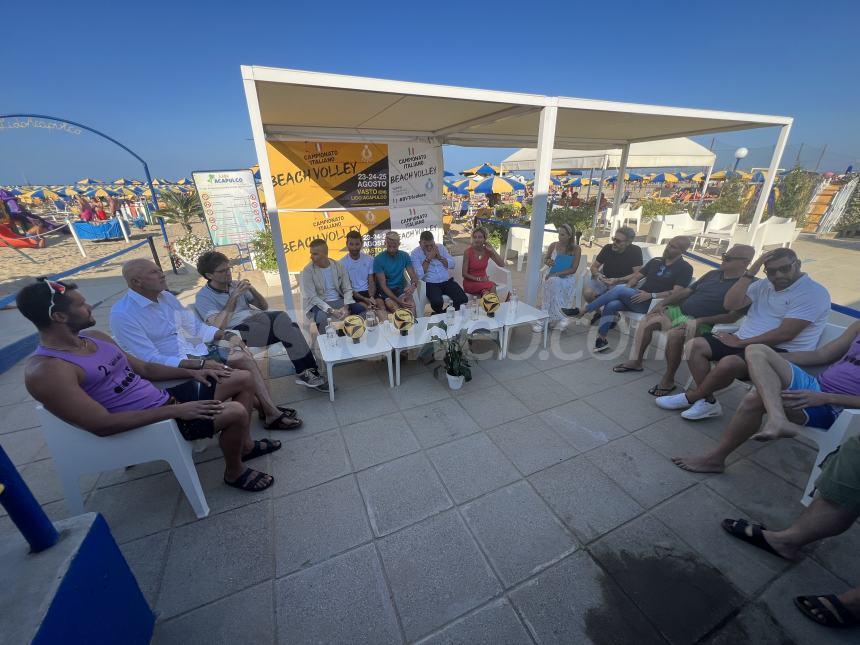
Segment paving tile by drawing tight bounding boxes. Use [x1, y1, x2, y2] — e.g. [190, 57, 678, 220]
[277, 396, 340, 440]
[269, 429, 351, 496]
[274, 475, 372, 576]
[635, 414, 744, 476]
[587, 435, 697, 508]
[276, 544, 401, 645]
[158, 500, 273, 619]
[487, 414, 577, 476]
[0, 499, 70, 538]
[760, 558, 857, 645]
[705, 459, 808, 529]
[427, 433, 520, 503]
[154, 581, 274, 645]
[119, 530, 169, 608]
[333, 383, 398, 425]
[810, 519, 860, 587]
[702, 600, 800, 645]
[341, 411, 420, 471]
[586, 380, 674, 431]
[501, 371, 578, 413]
[539, 400, 628, 452]
[509, 550, 664, 645]
[391, 372, 451, 409]
[461, 481, 577, 586]
[377, 510, 501, 641]
[526, 332, 592, 371]
[417, 599, 531, 645]
[529, 455, 643, 543]
[266, 375, 317, 405]
[0, 402, 40, 434]
[173, 455, 273, 525]
[87, 471, 182, 544]
[652, 485, 790, 596]
[0, 382, 31, 407]
[1, 427, 47, 467]
[476, 354, 539, 383]
[449, 360, 499, 396]
[357, 452, 452, 536]
[590, 514, 744, 644]
[690, 413, 766, 457]
[545, 357, 653, 398]
[96, 460, 171, 488]
[456, 384, 531, 430]
[401, 398, 480, 448]
[750, 439, 817, 490]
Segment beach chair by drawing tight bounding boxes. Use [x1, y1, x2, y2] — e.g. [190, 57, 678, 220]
[646, 212, 706, 244]
[693, 213, 739, 252]
[36, 405, 210, 519]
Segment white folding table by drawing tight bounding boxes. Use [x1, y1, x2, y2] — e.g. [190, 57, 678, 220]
[315, 326, 394, 401]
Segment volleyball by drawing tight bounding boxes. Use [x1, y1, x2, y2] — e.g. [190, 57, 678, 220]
[481, 292, 501, 317]
[392, 308, 415, 335]
[342, 315, 366, 343]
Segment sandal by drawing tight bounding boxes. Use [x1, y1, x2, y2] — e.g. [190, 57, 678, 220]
[648, 384, 677, 396]
[264, 412, 303, 431]
[243, 438, 282, 461]
[720, 519, 786, 559]
[224, 468, 274, 492]
[794, 594, 860, 628]
[613, 364, 644, 373]
[257, 405, 297, 421]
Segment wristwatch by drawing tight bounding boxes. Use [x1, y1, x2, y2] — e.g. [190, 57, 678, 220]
[743, 271, 757, 279]
[650, 293, 657, 299]
[198, 359, 205, 369]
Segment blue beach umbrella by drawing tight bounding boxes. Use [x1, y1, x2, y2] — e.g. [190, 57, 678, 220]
[471, 176, 526, 194]
[443, 170, 456, 177]
[443, 180, 469, 196]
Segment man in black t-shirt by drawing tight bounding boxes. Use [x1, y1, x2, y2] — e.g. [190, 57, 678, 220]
[584, 226, 643, 303]
[564, 236, 693, 353]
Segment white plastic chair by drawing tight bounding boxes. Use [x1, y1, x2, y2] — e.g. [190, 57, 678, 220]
[416, 256, 460, 315]
[510, 226, 559, 271]
[694, 212, 739, 252]
[646, 212, 706, 244]
[798, 410, 860, 506]
[36, 405, 210, 519]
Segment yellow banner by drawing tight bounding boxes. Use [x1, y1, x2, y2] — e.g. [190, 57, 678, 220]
[266, 141, 389, 209]
[278, 209, 389, 267]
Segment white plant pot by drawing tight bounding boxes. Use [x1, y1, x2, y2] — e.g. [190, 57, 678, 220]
[263, 270, 281, 287]
[446, 372, 465, 390]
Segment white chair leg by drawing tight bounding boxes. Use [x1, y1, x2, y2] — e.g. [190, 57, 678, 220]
[56, 468, 86, 515]
[166, 449, 210, 519]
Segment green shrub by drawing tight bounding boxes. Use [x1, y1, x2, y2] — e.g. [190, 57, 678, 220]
[250, 228, 279, 272]
[639, 198, 681, 221]
[702, 175, 747, 220]
[773, 167, 818, 226]
[546, 204, 596, 241]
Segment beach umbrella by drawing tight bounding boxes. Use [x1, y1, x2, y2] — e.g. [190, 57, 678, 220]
[76, 178, 103, 185]
[461, 163, 499, 176]
[176, 177, 193, 185]
[115, 186, 138, 197]
[650, 172, 681, 184]
[452, 177, 482, 191]
[25, 188, 61, 201]
[471, 176, 525, 194]
[750, 171, 771, 183]
[57, 186, 82, 198]
[443, 180, 469, 196]
[5, 188, 22, 197]
[606, 172, 644, 183]
[443, 170, 456, 177]
[84, 187, 119, 198]
[550, 169, 569, 176]
[568, 177, 594, 187]
[112, 178, 136, 185]
[690, 172, 706, 182]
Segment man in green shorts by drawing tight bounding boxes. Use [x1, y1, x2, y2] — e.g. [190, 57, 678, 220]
[721, 434, 860, 629]
[613, 244, 755, 396]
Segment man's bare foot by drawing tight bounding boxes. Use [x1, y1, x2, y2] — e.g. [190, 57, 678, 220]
[671, 454, 726, 473]
[752, 418, 805, 442]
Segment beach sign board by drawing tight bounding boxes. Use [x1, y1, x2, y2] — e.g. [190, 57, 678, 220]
[192, 169, 265, 247]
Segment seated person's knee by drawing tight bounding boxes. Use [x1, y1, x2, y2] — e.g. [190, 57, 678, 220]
[739, 390, 764, 411]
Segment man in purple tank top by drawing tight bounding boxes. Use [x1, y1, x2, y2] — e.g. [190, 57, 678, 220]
[17, 278, 279, 493]
[673, 320, 860, 474]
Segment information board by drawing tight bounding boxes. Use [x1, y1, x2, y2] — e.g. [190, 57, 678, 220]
[192, 169, 265, 246]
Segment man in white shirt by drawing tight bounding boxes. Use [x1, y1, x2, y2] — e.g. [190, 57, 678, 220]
[111, 259, 316, 431]
[299, 239, 366, 332]
[656, 248, 831, 420]
[410, 231, 468, 315]
[340, 230, 382, 310]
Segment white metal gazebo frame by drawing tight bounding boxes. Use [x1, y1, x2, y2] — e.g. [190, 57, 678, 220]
[242, 65, 792, 311]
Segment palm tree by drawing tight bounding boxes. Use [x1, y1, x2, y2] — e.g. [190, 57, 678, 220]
[155, 191, 203, 235]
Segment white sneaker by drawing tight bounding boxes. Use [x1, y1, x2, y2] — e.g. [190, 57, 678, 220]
[531, 322, 543, 333]
[556, 319, 569, 331]
[655, 392, 692, 410]
[681, 399, 723, 420]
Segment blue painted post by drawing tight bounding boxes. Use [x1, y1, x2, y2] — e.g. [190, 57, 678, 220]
[0, 446, 59, 553]
[143, 162, 177, 273]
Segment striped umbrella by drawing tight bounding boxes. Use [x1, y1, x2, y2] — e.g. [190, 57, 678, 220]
[650, 172, 681, 183]
[443, 170, 456, 178]
[453, 177, 483, 191]
[568, 177, 594, 187]
[25, 188, 61, 201]
[76, 178, 103, 185]
[112, 178, 136, 185]
[471, 176, 526, 194]
[443, 180, 469, 196]
[461, 163, 500, 176]
[606, 172, 644, 183]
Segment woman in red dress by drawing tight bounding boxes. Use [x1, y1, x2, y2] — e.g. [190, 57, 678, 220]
[462, 227, 505, 296]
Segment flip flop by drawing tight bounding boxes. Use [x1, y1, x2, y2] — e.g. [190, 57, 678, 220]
[613, 364, 644, 373]
[224, 467, 274, 492]
[794, 595, 860, 628]
[720, 519, 786, 559]
[243, 438, 282, 461]
[257, 405, 297, 421]
[648, 384, 677, 396]
[264, 412, 303, 431]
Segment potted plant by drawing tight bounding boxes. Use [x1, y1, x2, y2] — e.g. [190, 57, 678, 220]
[427, 323, 473, 390]
[250, 229, 281, 286]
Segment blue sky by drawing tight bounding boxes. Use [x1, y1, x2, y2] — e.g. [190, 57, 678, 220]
[2, 0, 858, 185]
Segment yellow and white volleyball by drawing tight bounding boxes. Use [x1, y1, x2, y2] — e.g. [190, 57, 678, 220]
[481, 292, 501, 317]
[342, 315, 366, 342]
[392, 308, 415, 334]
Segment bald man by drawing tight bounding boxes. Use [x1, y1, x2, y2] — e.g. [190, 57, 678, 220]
[110, 259, 303, 430]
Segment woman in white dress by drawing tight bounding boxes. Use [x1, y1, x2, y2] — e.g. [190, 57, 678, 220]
[533, 223, 581, 331]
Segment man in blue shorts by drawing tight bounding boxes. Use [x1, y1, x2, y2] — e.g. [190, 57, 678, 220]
[672, 320, 860, 473]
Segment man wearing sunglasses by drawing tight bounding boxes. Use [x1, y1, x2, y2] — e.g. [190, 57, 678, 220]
[656, 247, 831, 420]
[613, 245, 755, 393]
[581, 227, 643, 317]
[18, 279, 277, 493]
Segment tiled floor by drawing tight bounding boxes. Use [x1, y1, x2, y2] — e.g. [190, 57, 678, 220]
[2, 324, 859, 644]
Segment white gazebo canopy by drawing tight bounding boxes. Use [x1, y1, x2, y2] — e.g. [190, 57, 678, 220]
[500, 138, 716, 172]
[242, 65, 792, 307]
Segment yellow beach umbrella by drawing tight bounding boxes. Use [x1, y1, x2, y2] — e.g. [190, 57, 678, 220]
[76, 178, 103, 185]
[453, 177, 482, 191]
[461, 163, 499, 176]
[116, 187, 138, 197]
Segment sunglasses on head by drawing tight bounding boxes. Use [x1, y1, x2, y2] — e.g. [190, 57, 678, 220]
[764, 261, 796, 276]
[39, 278, 66, 319]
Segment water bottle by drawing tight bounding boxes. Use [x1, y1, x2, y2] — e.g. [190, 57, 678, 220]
[510, 288, 519, 315]
[365, 309, 377, 330]
[325, 323, 338, 347]
[446, 305, 455, 324]
[470, 295, 479, 321]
